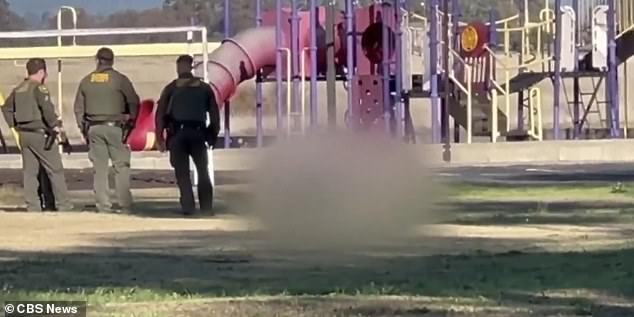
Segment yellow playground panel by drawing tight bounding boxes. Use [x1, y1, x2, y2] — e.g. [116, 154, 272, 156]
[0, 23, 216, 118]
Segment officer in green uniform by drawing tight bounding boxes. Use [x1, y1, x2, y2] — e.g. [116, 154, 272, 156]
[38, 165, 56, 210]
[155, 55, 219, 215]
[73, 47, 140, 213]
[1, 58, 73, 212]
[0, 92, 55, 210]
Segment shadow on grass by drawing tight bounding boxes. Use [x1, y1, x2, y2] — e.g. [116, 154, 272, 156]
[0, 169, 251, 192]
[441, 164, 634, 184]
[0, 231, 632, 313]
[444, 201, 634, 225]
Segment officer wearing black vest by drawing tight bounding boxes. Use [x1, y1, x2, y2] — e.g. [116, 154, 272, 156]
[155, 55, 219, 215]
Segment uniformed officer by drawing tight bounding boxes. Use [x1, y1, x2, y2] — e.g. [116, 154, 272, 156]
[155, 55, 219, 215]
[73, 47, 140, 213]
[38, 165, 56, 211]
[0, 90, 55, 210]
[1, 58, 73, 212]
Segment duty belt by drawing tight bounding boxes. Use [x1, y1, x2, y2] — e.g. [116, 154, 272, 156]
[170, 121, 206, 130]
[15, 127, 47, 134]
[88, 121, 120, 127]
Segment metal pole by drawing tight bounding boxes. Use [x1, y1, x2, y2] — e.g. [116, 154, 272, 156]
[309, 0, 318, 129]
[394, 0, 404, 139]
[56, 6, 77, 120]
[625, 56, 630, 138]
[553, 0, 562, 139]
[275, 0, 284, 133]
[382, 2, 391, 136]
[326, 0, 337, 128]
[517, 0, 525, 131]
[572, 0, 580, 139]
[429, 0, 440, 143]
[223, 0, 231, 148]
[256, 0, 264, 147]
[291, 0, 301, 133]
[442, 0, 450, 145]
[607, 0, 620, 137]
[573, 77, 580, 138]
[345, 0, 355, 125]
[451, 0, 459, 143]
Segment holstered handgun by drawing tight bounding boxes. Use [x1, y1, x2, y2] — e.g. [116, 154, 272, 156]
[44, 130, 57, 151]
[58, 131, 73, 154]
[44, 129, 73, 154]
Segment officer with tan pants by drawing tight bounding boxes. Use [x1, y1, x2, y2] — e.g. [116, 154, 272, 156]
[1, 58, 73, 212]
[74, 47, 140, 213]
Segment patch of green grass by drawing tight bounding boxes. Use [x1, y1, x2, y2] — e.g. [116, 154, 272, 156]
[1, 246, 632, 303]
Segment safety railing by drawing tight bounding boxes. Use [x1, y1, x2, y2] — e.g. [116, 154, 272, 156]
[495, 1, 555, 64]
[528, 87, 543, 141]
[618, 0, 634, 35]
[484, 45, 511, 142]
[539, 8, 556, 33]
[299, 47, 309, 134]
[408, 26, 426, 56]
[278, 48, 294, 135]
[617, 22, 634, 38]
[496, 17, 554, 67]
[446, 48, 474, 144]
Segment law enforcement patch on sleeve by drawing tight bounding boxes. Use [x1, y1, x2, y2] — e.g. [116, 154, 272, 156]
[38, 85, 49, 94]
[91, 73, 110, 83]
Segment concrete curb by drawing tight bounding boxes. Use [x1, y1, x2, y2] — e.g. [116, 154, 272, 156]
[0, 139, 632, 170]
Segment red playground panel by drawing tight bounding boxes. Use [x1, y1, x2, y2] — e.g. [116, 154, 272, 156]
[127, 99, 157, 152]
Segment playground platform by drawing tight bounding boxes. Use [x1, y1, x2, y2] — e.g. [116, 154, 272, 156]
[1, 140, 633, 171]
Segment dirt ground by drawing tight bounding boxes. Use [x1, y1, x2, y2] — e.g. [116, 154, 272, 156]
[0, 184, 633, 316]
[0, 167, 633, 316]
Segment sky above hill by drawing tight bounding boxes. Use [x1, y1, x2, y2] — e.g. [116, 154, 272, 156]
[10, 0, 163, 15]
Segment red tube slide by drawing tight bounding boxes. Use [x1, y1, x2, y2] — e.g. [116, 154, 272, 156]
[208, 26, 278, 105]
[127, 99, 156, 151]
[127, 27, 278, 151]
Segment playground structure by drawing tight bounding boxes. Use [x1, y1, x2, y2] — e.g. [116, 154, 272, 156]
[0, 0, 633, 150]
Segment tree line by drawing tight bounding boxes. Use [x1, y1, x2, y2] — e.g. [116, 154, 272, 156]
[0, 0, 531, 46]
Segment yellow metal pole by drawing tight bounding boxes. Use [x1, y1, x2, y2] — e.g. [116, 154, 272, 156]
[625, 56, 629, 138]
[467, 66, 472, 144]
[56, 6, 78, 119]
[281, 48, 292, 135]
[504, 22, 510, 56]
[301, 48, 309, 134]
[505, 70, 510, 131]
[492, 89, 498, 143]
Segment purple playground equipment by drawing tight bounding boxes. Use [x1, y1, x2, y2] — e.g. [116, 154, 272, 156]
[186, 0, 634, 146]
[208, 0, 414, 147]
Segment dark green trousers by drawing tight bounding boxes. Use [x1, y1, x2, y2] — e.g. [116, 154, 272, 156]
[88, 125, 132, 212]
[19, 131, 72, 211]
[38, 165, 56, 210]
